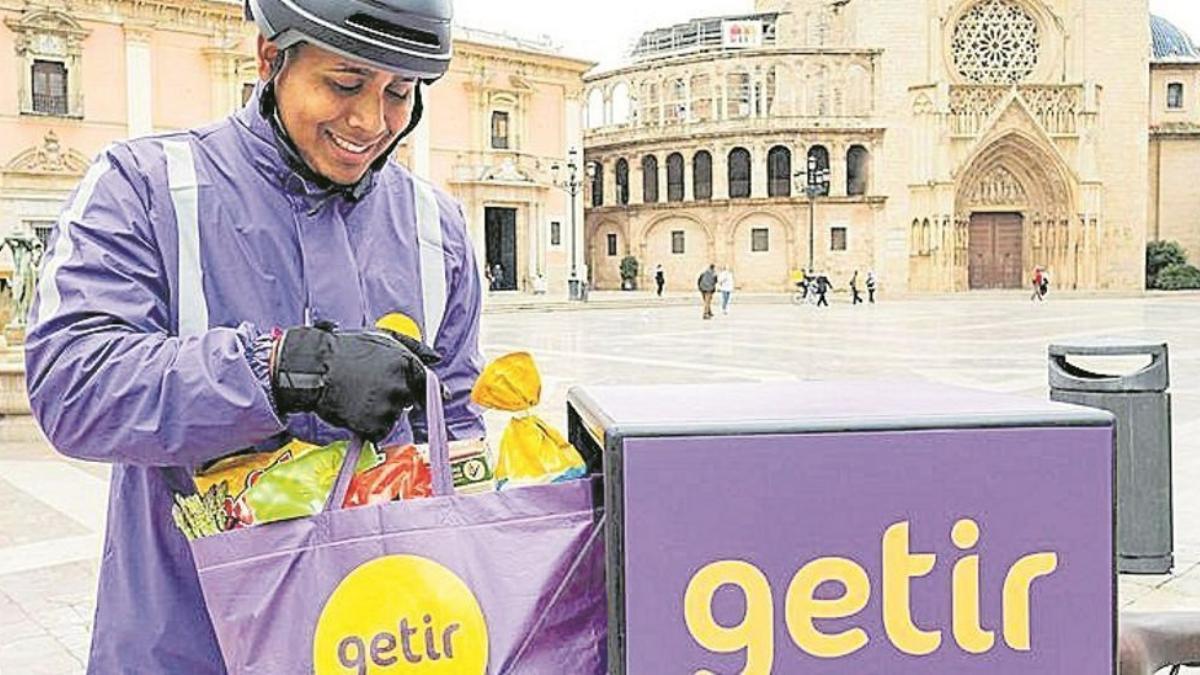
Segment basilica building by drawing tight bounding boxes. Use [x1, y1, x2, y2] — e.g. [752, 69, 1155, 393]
[583, 0, 1170, 293]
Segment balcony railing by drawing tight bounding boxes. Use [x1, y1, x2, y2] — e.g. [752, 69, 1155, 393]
[32, 93, 68, 116]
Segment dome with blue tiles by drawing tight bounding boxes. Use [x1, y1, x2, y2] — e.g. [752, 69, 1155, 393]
[1152, 15, 1200, 62]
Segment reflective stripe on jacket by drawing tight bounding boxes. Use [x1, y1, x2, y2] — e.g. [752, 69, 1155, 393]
[24, 85, 485, 674]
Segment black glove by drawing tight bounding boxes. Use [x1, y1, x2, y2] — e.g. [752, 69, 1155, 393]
[270, 324, 440, 442]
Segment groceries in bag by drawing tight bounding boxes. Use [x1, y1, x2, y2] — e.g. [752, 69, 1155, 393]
[191, 439, 319, 530]
[344, 444, 433, 507]
[239, 440, 381, 526]
[470, 352, 587, 489]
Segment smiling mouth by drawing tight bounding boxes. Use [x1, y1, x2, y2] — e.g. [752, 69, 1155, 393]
[327, 130, 378, 157]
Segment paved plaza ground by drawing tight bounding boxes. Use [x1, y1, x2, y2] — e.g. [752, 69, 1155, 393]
[0, 291, 1198, 673]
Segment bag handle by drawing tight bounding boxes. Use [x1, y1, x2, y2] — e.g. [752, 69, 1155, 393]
[326, 369, 454, 511]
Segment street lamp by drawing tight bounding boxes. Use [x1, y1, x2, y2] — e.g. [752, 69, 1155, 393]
[795, 156, 830, 273]
[551, 147, 595, 301]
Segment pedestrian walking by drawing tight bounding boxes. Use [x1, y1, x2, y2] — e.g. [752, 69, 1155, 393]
[717, 266, 735, 315]
[21, 1, 486, 671]
[697, 264, 717, 319]
[485, 265, 495, 291]
[1031, 266, 1046, 302]
[866, 270, 878, 304]
[850, 270, 864, 305]
[815, 273, 832, 307]
[492, 262, 504, 291]
[655, 263, 666, 297]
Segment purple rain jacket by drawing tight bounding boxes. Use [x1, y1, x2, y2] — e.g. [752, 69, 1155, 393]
[23, 85, 486, 674]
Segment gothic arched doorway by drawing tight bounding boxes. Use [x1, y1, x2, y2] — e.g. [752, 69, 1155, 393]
[955, 131, 1077, 290]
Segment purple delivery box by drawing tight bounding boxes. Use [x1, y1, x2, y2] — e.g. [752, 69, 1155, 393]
[566, 380, 1115, 675]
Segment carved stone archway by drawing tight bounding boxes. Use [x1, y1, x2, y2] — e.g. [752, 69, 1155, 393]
[954, 129, 1080, 289]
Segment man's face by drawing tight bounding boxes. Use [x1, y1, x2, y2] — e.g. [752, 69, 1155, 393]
[257, 38, 416, 186]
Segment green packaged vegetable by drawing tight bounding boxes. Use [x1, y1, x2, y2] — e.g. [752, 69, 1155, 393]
[239, 441, 380, 526]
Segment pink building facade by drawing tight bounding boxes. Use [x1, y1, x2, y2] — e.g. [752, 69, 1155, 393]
[0, 1, 591, 300]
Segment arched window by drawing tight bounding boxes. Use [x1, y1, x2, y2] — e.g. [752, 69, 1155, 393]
[586, 89, 605, 129]
[693, 151, 713, 201]
[642, 155, 659, 203]
[807, 65, 829, 116]
[667, 78, 688, 123]
[612, 82, 632, 124]
[644, 82, 661, 126]
[726, 72, 752, 118]
[767, 145, 792, 198]
[761, 67, 777, 116]
[667, 153, 685, 202]
[847, 65, 870, 115]
[728, 147, 752, 199]
[691, 74, 713, 122]
[591, 162, 604, 207]
[616, 158, 630, 205]
[847, 145, 869, 196]
[806, 145, 830, 196]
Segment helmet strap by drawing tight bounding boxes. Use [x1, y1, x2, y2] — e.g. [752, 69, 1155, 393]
[258, 74, 427, 201]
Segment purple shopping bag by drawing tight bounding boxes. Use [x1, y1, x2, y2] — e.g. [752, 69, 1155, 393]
[190, 372, 607, 674]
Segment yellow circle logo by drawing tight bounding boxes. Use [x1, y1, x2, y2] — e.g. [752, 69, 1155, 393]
[314, 555, 488, 674]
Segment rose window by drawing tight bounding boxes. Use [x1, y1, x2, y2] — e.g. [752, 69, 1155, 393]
[952, 0, 1041, 84]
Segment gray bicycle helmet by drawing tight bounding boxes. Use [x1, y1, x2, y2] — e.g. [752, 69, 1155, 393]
[246, 0, 453, 81]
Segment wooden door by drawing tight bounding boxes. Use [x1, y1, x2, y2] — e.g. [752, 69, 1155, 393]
[968, 213, 1024, 289]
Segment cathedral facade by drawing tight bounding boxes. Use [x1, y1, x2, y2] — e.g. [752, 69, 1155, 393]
[583, 0, 1156, 293]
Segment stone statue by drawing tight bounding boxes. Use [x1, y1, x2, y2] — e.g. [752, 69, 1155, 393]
[2, 230, 45, 329]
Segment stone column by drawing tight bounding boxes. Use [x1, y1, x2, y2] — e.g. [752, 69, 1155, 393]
[602, 158, 615, 207]
[124, 22, 154, 138]
[658, 152, 669, 204]
[751, 143, 768, 199]
[526, 201, 541, 286]
[683, 149, 694, 202]
[718, 72, 728, 121]
[662, 77, 672, 127]
[713, 145, 729, 201]
[631, 160, 644, 205]
[829, 141, 847, 197]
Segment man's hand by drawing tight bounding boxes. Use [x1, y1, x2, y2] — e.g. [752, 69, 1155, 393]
[270, 324, 440, 441]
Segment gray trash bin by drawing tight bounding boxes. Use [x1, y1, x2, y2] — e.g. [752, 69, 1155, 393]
[1049, 339, 1172, 574]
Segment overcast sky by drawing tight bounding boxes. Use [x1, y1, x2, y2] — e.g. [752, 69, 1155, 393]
[454, 0, 1200, 68]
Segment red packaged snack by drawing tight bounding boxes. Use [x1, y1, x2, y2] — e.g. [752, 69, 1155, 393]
[343, 444, 433, 508]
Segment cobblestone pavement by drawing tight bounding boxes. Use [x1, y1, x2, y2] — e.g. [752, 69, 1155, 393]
[1, 292, 1198, 673]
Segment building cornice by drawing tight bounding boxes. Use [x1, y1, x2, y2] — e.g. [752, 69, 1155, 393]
[1150, 125, 1200, 138]
[0, 0, 246, 37]
[1150, 60, 1200, 71]
[586, 194, 888, 216]
[587, 47, 885, 82]
[455, 38, 595, 75]
[586, 124, 887, 154]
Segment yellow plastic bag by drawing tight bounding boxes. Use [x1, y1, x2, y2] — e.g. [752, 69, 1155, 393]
[471, 352, 586, 489]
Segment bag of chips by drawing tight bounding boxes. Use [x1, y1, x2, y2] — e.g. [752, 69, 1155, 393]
[471, 352, 586, 490]
[192, 440, 319, 530]
[344, 444, 432, 507]
[237, 441, 381, 526]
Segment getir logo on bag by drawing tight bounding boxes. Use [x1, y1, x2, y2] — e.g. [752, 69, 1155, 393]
[314, 555, 488, 674]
